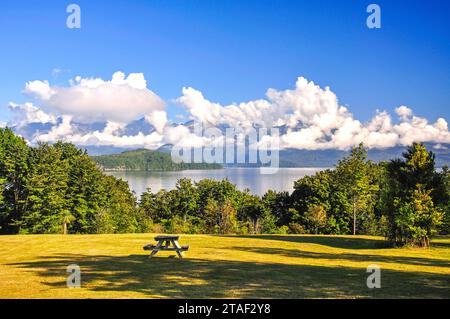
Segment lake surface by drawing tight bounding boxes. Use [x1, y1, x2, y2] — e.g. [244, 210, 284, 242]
[107, 168, 325, 196]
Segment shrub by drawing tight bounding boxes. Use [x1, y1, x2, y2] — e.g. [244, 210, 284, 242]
[289, 223, 306, 234]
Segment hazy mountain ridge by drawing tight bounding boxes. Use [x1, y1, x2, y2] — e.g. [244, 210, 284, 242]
[277, 145, 450, 168]
[155, 143, 450, 168]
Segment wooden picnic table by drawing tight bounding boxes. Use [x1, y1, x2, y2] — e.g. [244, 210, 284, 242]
[143, 235, 189, 258]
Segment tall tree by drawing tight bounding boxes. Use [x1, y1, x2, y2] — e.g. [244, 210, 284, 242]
[305, 205, 327, 234]
[335, 143, 378, 235]
[385, 143, 446, 246]
[395, 187, 443, 247]
[174, 178, 199, 222]
[237, 192, 265, 233]
[21, 143, 70, 233]
[439, 166, 450, 234]
[262, 190, 291, 226]
[0, 128, 30, 233]
[204, 198, 238, 234]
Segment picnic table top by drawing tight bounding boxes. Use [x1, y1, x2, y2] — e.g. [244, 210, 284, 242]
[154, 235, 180, 241]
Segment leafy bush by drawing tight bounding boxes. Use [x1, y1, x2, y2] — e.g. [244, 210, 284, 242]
[288, 223, 306, 234]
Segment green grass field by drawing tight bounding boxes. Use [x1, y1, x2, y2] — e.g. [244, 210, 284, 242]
[0, 234, 449, 298]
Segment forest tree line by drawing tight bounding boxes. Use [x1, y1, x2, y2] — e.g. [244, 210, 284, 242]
[1, 127, 449, 247]
[92, 148, 222, 171]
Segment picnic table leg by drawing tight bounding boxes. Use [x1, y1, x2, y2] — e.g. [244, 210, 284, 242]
[171, 239, 184, 258]
[149, 240, 162, 258]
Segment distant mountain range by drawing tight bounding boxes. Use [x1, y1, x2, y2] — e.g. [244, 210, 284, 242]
[276, 145, 450, 168]
[153, 143, 450, 168]
[10, 117, 450, 168]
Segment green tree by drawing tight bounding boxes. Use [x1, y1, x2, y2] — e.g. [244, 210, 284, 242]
[385, 143, 447, 246]
[173, 178, 199, 222]
[305, 205, 327, 234]
[93, 207, 116, 234]
[335, 143, 379, 235]
[21, 143, 70, 233]
[55, 142, 108, 233]
[439, 166, 450, 234]
[204, 199, 238, 234]
[101, 175, 139, 233]
[218, 200, 238, 234]
[139, 188, 157, 219]
[204, 198, 220, 233]
[0, 128, 30, 233]
[237, 192, 265, 233]
[386, 143, 443, 201]
[262, 190, 291, 227]
[140, 189, 175, 222]
[291, 169, 351, 234]
[394, 187, 443, 247]
[0, 139, 5, 209]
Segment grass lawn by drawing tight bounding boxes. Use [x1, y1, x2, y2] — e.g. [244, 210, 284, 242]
[0, 234, 449, 298]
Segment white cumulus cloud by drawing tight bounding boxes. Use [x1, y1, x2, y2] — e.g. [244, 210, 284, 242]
[176, 77, 450, 150]
[24, 71, 165, 124]
[145, 110, 168, 134]
[8, 102, 57, 127]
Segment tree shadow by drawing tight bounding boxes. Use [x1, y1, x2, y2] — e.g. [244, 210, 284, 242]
[8, 253, 450, 298]
[216, 235, 390, 249]
[433, 240, 450, 249]
[227, 246, 450, 269]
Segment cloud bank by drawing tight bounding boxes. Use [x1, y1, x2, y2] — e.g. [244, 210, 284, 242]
[6, 72, 450, 151]
[176, 77, 450, 149]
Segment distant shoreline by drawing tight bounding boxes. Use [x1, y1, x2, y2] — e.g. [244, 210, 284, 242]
[100, 165, 447, 172]
[102, 166, 331, 172]
[100, 167, 223, 172]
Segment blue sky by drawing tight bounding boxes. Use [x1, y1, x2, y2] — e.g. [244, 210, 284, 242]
[0, 0, 449, 124]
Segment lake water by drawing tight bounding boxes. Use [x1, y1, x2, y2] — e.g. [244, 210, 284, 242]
[107, 168, 325, 197]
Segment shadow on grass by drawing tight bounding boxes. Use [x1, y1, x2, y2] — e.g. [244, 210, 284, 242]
[9, 253, 450, 298]
[216, 235, 390, 249]
[433, 240, 450, 249]
[227, 246, 450, 269]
